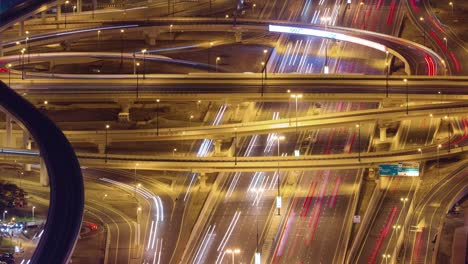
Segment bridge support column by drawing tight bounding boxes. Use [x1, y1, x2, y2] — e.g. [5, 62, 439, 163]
[198, 173, 207, 189]
[5, 114, 13, 147]
[118, 102, 132, 122]
[379, 127, 387, 142]
[56, 6, 62, 29]
[41, 12, 46, 23]
[23, 131, 32, 171]
[77, 0, 82, 13]
[213, 139, 223, 156]
[40, 157, 49, 187]
[234, 31, 242, 42]
[18, 21, 25, 37]
[144, 30, 160, 46]
[97, 143, 105, 154]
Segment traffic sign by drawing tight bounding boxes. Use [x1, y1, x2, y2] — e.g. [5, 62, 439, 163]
[379, 162, 420, 177]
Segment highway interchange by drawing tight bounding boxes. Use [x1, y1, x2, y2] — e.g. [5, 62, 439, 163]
[0, 0, 467, 264]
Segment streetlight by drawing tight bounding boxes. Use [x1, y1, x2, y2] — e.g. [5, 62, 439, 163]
[2, 210, 7, 222]
[446, 115, 451, 153]
[120, 29, 125, 68]
[225, 248, 240, 264]
[449, 2, 453, 16]
[64, 0, 70, 28]
[215, 56, 221, 72]
[385, 50, 389, 97]
[356, 124, 361, 162]
[403, 78, 409, 115]
[134, 163, 139, 196]
[156, 99, 160, 136]
[137, 206, 142, 246]
[97, 30, 101, 50]
[291, 93, 303, 156]
[20, 48, 26, 79]
[234, 127, 238, 165]
[252, 3, 257, 13]
[400, 197, 409, 208]
[437, 144, 442, 177]
[141, 49, 147, 79]
[172, 148, 177, 156]
[32, 206, 36, 221]
[273, 135, 285, 215]
[73, 5, 76, 14]
[382, 254, 391, 264]
[189, 114, 194, 127]
[105, 124, 110, 163]
[6, 63, 11, 86]
[419, 17, 426, 46]
[135, 62, 140, 98]
[443, 37, 448, 52]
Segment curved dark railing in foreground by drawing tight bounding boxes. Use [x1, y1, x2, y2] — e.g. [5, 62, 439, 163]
[0, 81, 84, 263]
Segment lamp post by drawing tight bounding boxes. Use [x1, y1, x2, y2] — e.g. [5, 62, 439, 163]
[437, 144, 442, 177]
[6, 63, 11, 87]
[156, 99, 160, 136]
[225, 249, 240, 264]
[137, 206, 142, 246]
[385, 51, 389, 97]
[189, 114, 194, 127]
[2, 210, 7, 222]
[291, 94, 302, 156]
[25, 34, 30, 63]
[443, 37, 448, 52]
[403, 78, 409, 115]
[120, 29, 125, 68]
[446, 115, 451, 152]
[419, 17, 426, 46]
[449, 2, 453, 16]
[97, 30, 101, 50]
[215, 56, 221, 72]
[64, 0, 70, 28]
[105, 124, 110, 163]
[172, 148, 177, 156]
[273, 135, 285, 215]
[32, 206, 36, 221]
[356, 124, 361, 162]
[141, 49, 147, 79]
[400, 197, 408, 208]
[20, 48, 26, 80]
[234, 127, 238, 165]
[134, 163, 139, 196]
[135, 62, 140, 98]
[382, 254, 391, 264]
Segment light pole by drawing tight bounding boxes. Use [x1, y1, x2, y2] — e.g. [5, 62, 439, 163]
[25, 34, 30, 63]
[156, 99, 160, 136]
[6, 63, 11, 87]
[291, 94, 302, 156]
[97, 30, 101, 50]
[446, 115, 451, 152]
[215, 56, 221, 72]
[172, 148, 177, 156]
[419, 17, 426, 46]
[400, 197, 408, 208]
[356, 124, 361, 162]
[385, 50, 389, 97]
[437, 144, 442, 177]
[120, 29, 125, 68]
[273, 135, 285, 215]
[135, 62, 140, 98]
[134, 163, 139, 196]
[403, 78, 409, 115]
[234, 127, 238, 165]
[20, 48, 26, 80]
[105, 124, 110, 163]
[137, 206, 142, 247]
[32, 206, 35, 221]
[141, 49, 147, 79]
[64, 0, 70, 28]
[225, 249, 240, 264]
[443, 37, 448, 52]
[449, 2, 453, 16]
[189, 114, 194, 127]
[382, 254, 391, 264]
[2, 210, 7, 222]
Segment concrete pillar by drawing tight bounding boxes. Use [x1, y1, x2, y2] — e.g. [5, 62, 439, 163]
[97, 143, 105, 154]
[5, 114, 12, 148]
[214, 139, 222, 155]
[379, 127, 387, 142]
[56, 5, 62, 29]
[368, 168, 375, 180]
[144, 30, 159, 46]
[77, 0, 82, 13]
[198, 173, 207, 189]
[40, 158, 49, 187]
[41, 12, 46, 23]
[118, 102, 131, 122]
[23, 131, 32, 171]
[18, 21, 25, 37]
[234, 31, 242, 42]
[92, 0, 97, 12]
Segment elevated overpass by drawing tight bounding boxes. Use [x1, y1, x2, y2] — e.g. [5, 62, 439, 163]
[1, 143, 465, 172]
